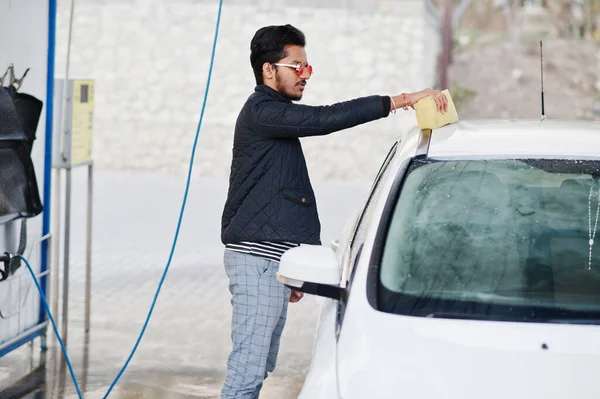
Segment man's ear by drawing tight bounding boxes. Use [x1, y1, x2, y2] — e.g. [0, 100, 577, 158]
[262, 62, 274, 80]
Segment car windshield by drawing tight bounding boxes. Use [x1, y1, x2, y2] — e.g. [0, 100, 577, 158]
[379, 158, 600, 324]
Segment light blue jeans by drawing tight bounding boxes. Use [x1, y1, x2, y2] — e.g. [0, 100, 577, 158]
[221, 250, 291, 399]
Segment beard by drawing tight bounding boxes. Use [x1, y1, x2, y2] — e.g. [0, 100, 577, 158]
[276, 75, 303, 101]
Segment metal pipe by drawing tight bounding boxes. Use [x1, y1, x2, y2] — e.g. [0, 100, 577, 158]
[84, 163, 93, 333]
[1, 265, 50, 284]
[60, 0, 76, 163]
[40, 0, 58, 359]
[25, 233, 52, 259]
[51, 168, 61, 340]
[37, 270, 51, 278]
[0, 322, 49, 353]
[58, 0, 77, 349]
[61, 167, 72, 347]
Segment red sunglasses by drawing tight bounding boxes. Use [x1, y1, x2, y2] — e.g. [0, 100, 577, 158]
[273, 63, 313, 76]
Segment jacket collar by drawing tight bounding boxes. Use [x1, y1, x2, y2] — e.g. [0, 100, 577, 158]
[255, 85, 292, 103]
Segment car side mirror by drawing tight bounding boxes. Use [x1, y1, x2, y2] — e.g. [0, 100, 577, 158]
[277, 245, 346, 301]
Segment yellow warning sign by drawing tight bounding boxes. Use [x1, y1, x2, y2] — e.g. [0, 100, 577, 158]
[70, 80, 94, 166]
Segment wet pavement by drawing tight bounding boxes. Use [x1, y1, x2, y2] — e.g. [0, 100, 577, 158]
[0, 169, 370, 398]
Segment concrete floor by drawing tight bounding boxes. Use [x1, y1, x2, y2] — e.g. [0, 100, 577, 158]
[0, 169, 370, 398]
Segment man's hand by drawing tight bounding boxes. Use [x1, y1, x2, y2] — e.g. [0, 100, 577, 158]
[422, 88, 448, 113]
[392, 89, 448, 113]
[409, 88, 448, 113]
[289, 290, 304, 303]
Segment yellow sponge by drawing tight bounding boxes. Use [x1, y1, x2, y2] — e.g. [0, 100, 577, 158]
[413, 89, 458, 130]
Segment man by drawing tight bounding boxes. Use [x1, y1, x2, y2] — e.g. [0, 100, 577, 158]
[220, 24, 447, 398]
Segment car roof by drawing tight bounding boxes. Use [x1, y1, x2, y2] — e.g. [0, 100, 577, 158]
[402, 119, 600, 160]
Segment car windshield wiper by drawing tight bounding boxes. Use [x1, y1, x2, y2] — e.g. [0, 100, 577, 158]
[424, 312, 600, 324]
[541, 318, 600, 325]
[423, 311, 496, 321]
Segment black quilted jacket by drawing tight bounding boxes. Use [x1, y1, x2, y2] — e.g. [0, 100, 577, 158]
[221, 85, 391, 245]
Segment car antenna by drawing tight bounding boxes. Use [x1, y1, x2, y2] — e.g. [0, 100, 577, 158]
[540, 40, 546, 121]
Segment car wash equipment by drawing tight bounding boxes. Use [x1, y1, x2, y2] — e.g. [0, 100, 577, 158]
[0, 65, 44, 280]
[15, 0, 224, 397]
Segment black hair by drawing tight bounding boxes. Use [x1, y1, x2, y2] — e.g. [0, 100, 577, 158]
[250, 24, 306, 85]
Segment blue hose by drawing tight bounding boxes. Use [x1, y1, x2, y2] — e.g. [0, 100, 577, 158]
[23, 0, 224, 396]
[103, 0, 223, 396]
[21, 256, 83, 398]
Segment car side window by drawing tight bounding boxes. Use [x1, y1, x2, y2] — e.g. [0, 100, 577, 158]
[347, 141, 398, 285]
[336, 141, 399, 329]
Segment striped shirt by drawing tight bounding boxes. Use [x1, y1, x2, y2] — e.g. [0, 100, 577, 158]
[225, 241, 300, 262]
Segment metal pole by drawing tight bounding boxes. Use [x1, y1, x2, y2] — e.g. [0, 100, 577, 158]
[81, 330, 90, 392]
[84, 163, 93, 333]
[56, 0, 76, 347]
[61, 167, 72, 347]
[40, 0, 58, 354]
[51, 168, 61, 339]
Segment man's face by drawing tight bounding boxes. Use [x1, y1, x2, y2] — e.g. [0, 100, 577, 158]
[273, 45, 311, 101]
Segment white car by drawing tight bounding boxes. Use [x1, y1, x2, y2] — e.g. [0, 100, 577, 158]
[278, 119, 600, 399]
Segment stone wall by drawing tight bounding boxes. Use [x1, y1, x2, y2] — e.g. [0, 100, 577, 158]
[56, 0, 440, 181]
